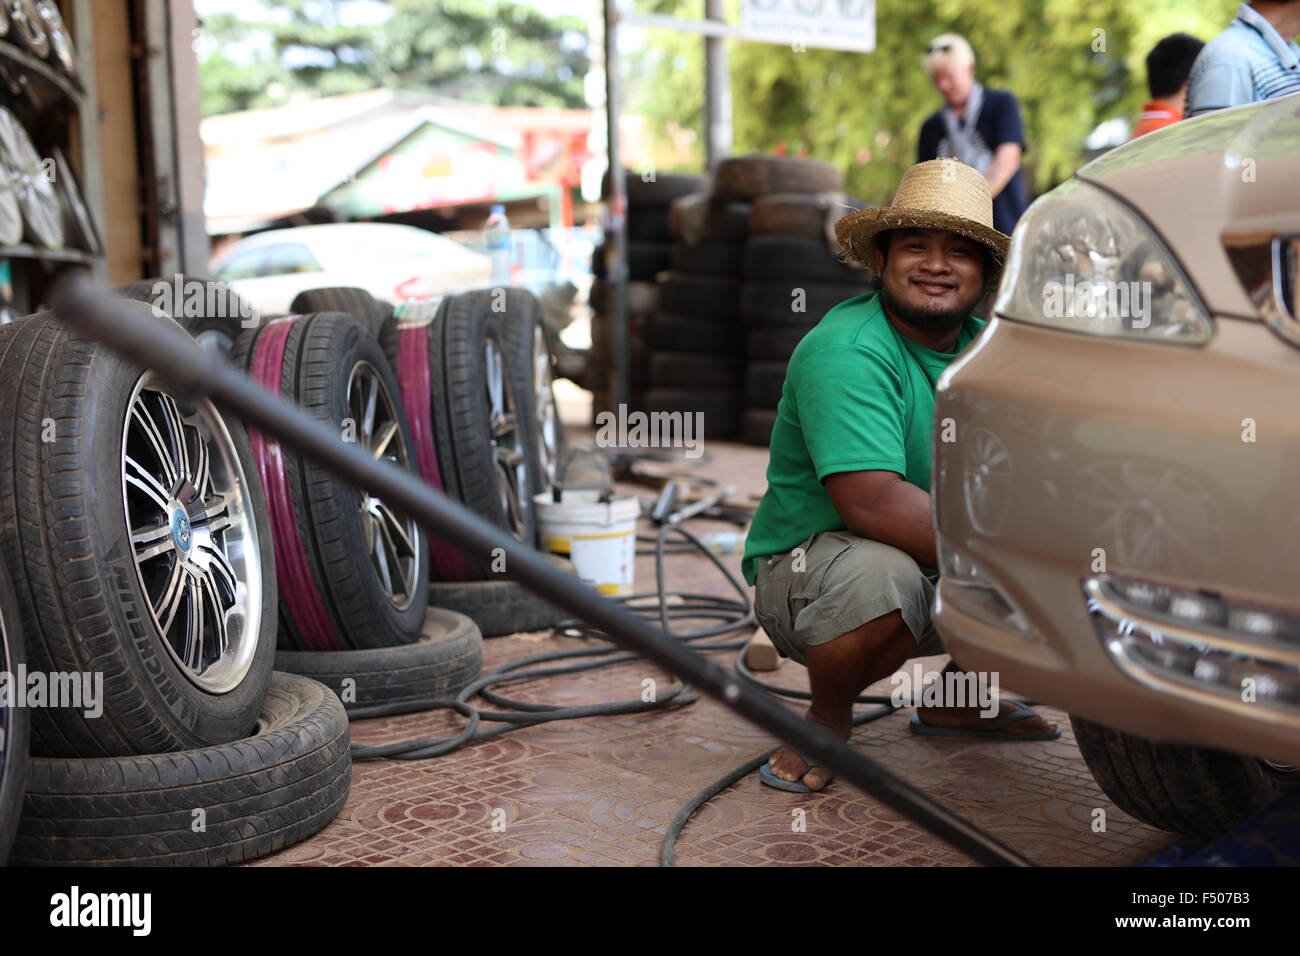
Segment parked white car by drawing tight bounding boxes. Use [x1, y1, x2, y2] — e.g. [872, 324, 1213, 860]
[210, 222, 492, 317]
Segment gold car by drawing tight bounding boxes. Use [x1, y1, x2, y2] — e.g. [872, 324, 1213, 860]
[932, 92, 1300, 840]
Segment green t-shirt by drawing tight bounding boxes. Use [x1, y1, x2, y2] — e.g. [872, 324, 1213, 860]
[742, 291, 985, 585]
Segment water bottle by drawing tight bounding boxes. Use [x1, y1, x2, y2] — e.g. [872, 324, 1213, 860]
[485, 204, 512, 286]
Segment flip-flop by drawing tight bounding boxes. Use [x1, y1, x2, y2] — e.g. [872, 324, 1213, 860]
[759, 752, 826, 793]
[909, 705, 1062, 741]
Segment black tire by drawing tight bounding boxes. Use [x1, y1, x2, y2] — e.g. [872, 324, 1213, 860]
[590, 388, 648, 427]
[741, 280, 872, 326]
[646, 312, 740, 355]
[658, 272, 742, 321]
[14, 672, 350, 866]
[289, 286, 394, 338]
[232, 313, 429, 651]
[603, 169, 705, 205]
[628, 241, 672, 281]
[586, 345, 651, 390]
[743, 235, 868, 283]
[0, 561, 29, 865]
[645, 388, 742, 440]
[713, 155, 843, 201]
[427, 557, 574, 637]
[429, 293, 539, 552]
[745, 360, 787, 408]
[275, 608, 483, 716]
[670, 241, 744, 277]
[669, 194, 751, 243]
[749, 192, 864, 238]
[0, 313, 277, 757]
[590, 280, 658, 317]
[1070, 714, 1298, 840]
[114, 276, 254, 356]
[649, 351, 743, 390]
[458, 288, 562, 500]
[627, 205, 672, 241]
[741, 408, 778, 446]
[747, 323, 815, 361]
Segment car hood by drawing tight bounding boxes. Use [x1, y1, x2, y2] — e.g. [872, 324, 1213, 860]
[1077, 93, 1300, 320]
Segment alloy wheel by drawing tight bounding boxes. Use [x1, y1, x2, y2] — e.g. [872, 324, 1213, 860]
[346, 360, 421, 609]
[484, 336, 530, 541]
[121, 374, 262, 693]
[532, 324, 561, 490]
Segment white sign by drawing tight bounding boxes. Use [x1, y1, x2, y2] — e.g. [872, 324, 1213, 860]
[741, 0, 876, 53]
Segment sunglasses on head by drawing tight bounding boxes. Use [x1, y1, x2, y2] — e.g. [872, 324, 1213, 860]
[928, 43, 953, 53]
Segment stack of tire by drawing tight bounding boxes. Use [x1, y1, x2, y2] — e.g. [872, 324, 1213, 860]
[284, 284, 571, 638]
[644, 189, 753, 440]
[0, 298, 351, 866]
[722, 157, 876, 446]
[588, 171, 704, 423]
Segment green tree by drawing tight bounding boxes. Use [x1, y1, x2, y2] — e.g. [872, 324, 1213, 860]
[626, 0, 1242, 201]
[196, 0, 589, 116]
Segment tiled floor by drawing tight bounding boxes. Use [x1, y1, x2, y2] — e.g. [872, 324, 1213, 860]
[252, 430, 1174, 867]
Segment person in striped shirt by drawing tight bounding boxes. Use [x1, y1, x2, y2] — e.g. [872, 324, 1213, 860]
[1186, 1, 1300, 116]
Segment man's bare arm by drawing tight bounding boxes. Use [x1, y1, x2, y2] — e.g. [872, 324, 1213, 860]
[823, 470, 937, 568]
[983, 142, 1021, 199]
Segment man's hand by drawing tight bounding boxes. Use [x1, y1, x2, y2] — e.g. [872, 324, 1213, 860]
[823, 470, 937, 568]
[983, 142, 1021, 199]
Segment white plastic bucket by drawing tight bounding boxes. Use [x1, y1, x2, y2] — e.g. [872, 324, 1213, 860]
[535, 490, 639, 596]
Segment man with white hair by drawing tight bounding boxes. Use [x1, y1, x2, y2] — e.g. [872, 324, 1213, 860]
[916, 34, 1029, 235]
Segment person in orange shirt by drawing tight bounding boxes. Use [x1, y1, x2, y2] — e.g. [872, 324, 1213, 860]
[1132, 33, 1206, 139]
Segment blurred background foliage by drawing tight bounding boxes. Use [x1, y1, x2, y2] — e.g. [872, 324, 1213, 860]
[197, 0, 589, 115]
[628, 0, 1241, 200]
[199, 0, 1244, 200]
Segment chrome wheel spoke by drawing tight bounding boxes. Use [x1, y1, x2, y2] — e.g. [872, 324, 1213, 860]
[199, 541, 239, 597]
[191, 433, 210, 499]
[375, 502, 415, 560]
[155, 559, 187, 635]
[158, 393, 191, 480]
[371, 522, 394, 595]
[132, 522, 175, 564]
[361, 375, 378, 443]
[371, 420, 399, 460]
[181, 574, 205, 672]
[131, 399, 179, 486]
[124, 455, 171, 513]
[202, 570, 230, 657]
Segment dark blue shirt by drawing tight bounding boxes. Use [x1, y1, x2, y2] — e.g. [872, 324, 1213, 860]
[918, 87, 1029, 235]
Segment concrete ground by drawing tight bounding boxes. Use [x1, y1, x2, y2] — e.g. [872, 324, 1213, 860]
[252, 395, 1174, 867]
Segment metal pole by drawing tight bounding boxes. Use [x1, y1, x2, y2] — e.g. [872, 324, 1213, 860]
[48, 273, 1032, 868]
[603, 0, 630, 409]
[703, 0, 732, 170]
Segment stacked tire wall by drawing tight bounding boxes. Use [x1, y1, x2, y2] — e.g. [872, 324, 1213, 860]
[725, 158, 877, 446]
[588, 171, 703, 425]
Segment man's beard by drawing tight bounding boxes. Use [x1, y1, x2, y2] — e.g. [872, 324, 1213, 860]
[880, 284, 978, 336]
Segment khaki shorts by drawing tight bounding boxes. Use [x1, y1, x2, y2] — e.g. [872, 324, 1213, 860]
[752, 530, 944, 667]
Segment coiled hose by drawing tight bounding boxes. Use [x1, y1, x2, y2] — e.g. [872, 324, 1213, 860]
[345, 519, 907, 864]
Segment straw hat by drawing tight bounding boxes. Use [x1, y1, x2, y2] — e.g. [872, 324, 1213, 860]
[834, 159, 1010, 282]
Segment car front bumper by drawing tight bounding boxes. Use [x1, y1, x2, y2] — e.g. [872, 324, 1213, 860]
[932, 314, 1300, 766]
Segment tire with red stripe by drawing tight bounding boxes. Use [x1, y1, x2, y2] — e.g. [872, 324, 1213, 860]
[378, 302, 478, 582]
[233, 312, 429, 650]
[380, 293, 537, 579]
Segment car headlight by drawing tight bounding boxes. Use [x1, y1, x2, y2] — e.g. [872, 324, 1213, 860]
[993, 180, 1211, 344]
